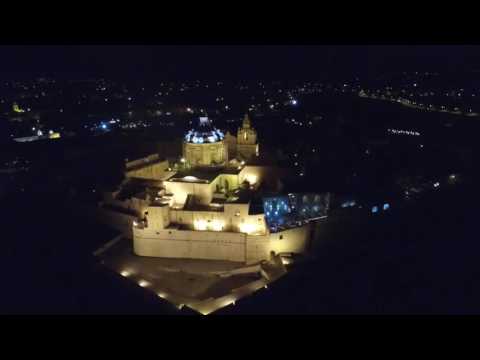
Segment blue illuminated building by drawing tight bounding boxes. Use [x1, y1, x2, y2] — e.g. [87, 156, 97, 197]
[263, 196, 291, 228]
[263, 193, 330, 232]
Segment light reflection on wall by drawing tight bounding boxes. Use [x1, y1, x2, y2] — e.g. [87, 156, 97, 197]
[211, 219, 224, 231]
[194, 219, 207, 230]
[245, 174, 257, 185]
[194, 219, 225, 231]
[239, 223, 258, 234]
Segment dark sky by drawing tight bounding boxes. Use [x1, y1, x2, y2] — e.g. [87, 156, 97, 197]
[0, 45, 479, 80]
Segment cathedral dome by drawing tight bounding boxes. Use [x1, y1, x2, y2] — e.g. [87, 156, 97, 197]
[184, 116, 225, 144]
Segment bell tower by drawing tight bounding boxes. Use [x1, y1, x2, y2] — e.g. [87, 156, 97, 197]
[236, 113, 259, 160]
[237, 114, 257, 145]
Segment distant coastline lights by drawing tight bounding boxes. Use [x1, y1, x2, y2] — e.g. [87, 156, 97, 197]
[388, 129, 420, 136]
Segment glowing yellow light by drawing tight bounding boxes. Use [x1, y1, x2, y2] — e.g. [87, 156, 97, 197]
[194, 219, 208, 231]
[49, 132, 61, 139]
[133, 221, 138, 226]
[157, 292, 166, 299]
[180, 158, 186, 163]
[245, 174, 257, 185]
[211, 219, 224, 231]
[138, 280, 150, 287]
[121, 270, 130, 277]
[239, 223, 258, 234]
[13, 103, 25, 113]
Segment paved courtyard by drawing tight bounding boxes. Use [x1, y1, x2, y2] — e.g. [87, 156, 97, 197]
[96, 237, 287, 315]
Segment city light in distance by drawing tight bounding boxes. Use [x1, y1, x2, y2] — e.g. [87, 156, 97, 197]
[388, 129, 420, 136]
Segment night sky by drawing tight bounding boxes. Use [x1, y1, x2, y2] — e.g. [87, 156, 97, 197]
[0, 45, 479, 80]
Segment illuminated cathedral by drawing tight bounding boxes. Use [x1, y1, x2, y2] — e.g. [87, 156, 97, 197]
[100, 114, 329, 264]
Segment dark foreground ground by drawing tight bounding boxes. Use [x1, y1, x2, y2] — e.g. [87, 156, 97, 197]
[1, 180, 478, 315]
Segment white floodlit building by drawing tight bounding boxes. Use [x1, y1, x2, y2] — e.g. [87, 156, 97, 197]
[100, 114, 329, 264]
